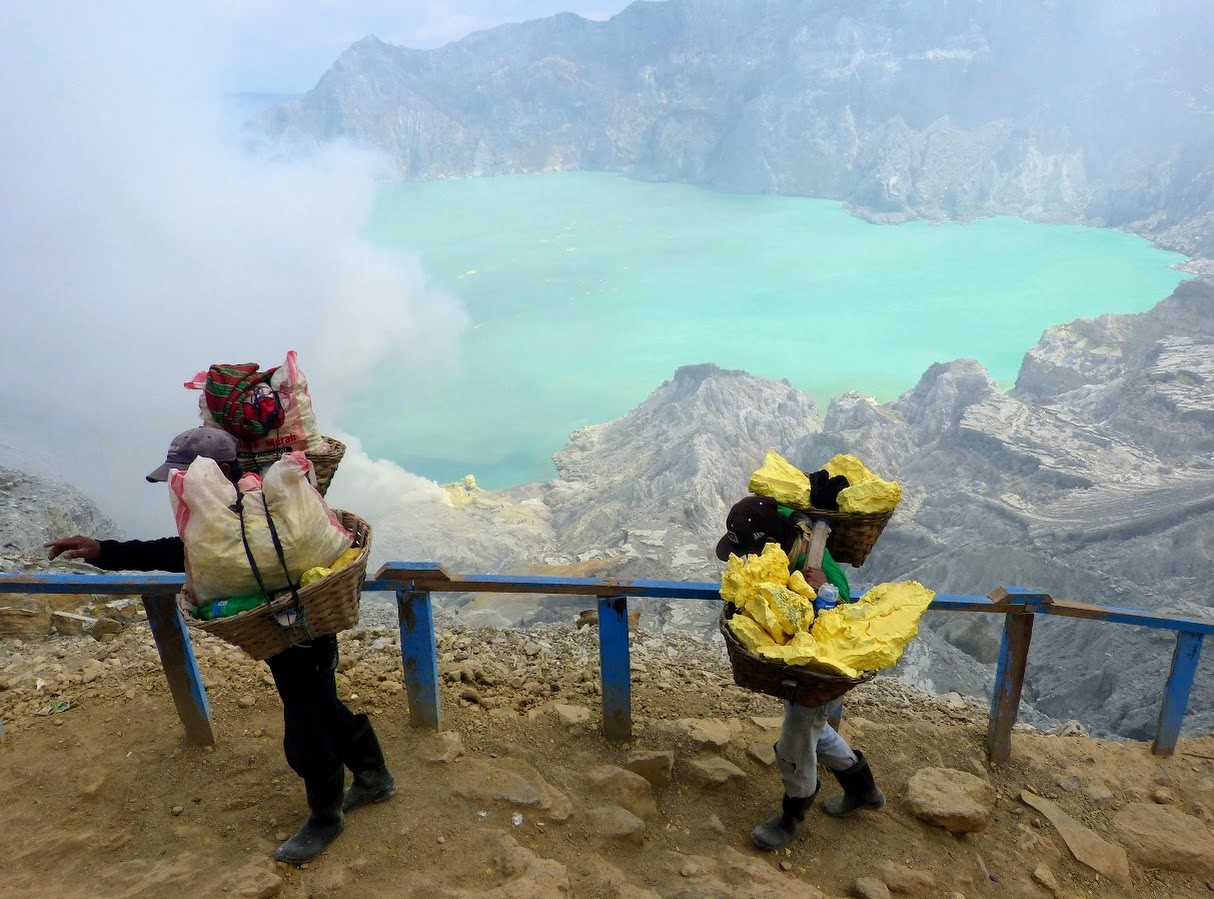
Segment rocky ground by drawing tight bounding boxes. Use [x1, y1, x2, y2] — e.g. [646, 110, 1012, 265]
[5, 619, 1214, 898]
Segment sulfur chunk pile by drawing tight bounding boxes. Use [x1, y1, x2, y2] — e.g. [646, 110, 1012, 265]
[748, 450, 901, 514]
[822, 453, 901, 514]
[747, 450, 812, 509]
[723, 544, 933, 678]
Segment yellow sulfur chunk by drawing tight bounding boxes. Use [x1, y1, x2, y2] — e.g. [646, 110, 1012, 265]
[299, 548, 362, 589]
[329, 547, 362, 572]
[748, 450, 812, 509]
[837, 478, 902, 514]
[719, 553, 752, 608]
[822, 453, 876, 486]
[822, 453, 901, 514]
[786, 570, 817, 602]
[729, 614, 777, 654]
[300, 566, 332, 588]
[721, 543, 794, 615]
[746, 592, 790, 644]
[810, 581, 934, 674]
[757, 583, 813, 637]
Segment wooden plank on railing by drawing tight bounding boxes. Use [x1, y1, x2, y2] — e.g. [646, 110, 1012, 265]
[397, 589, 441, 730]
[987, 609, 1035, 765]
[372, 566, 722, 600]
[598, 596, 632, 742]
[1044, 601, 1214, 636]
[0, 573, 183, 595]
[1153, 630, 1204, 757]
[142, 595, 215, 746]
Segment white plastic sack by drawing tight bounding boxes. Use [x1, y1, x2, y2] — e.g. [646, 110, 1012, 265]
[170, 452, 353, 603]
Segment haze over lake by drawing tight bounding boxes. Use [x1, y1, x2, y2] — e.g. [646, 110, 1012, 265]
[351, 173, 1190, 488]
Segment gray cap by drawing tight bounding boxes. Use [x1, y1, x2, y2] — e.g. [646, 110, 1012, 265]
[147, 427, 238, 482]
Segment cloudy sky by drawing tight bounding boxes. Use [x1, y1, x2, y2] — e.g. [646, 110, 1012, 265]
[217, 1, 634, 92]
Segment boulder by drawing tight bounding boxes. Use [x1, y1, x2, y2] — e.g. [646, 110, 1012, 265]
[852, 877, 891, 899]
[452, 760, 541, 806]
[874, 860, 935, 894]
[689, 757, 747, 787]
[588, 805, 645, 845]
[747, 742, 777, 766]
[587, 765, 657, 818]
[420, 730, 465, 764]
[906, 768, 995, 833]
[673, 718, 733, 748]
[51, 611, 96, 637]
[1111, 802, 1214, 876]
[0, 605, 51, 637]
[553, 703, 592, 727]
[625, 750, 674, 787]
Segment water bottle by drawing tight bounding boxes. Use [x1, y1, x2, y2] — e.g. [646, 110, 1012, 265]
[814, 584, 840, 616]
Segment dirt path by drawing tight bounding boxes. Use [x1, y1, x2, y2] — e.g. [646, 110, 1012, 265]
[3, 624, 1214, 898]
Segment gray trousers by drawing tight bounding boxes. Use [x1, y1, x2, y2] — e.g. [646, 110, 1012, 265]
[777, 699, 858, 798]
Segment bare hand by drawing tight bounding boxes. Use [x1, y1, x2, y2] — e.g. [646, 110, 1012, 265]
[803, 567, 828, 590]
[45, 536, 101, 562]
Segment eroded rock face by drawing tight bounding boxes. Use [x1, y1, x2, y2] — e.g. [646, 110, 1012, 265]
[263, 2, 1214, 257]
[11, 280, 1214, 742]
[905, 768, 995, 833]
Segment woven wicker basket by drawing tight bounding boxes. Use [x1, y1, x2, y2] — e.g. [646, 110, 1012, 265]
[236, 436, 347, 496]
[803, 506, 894, 567]
[179, 510, 370, 661]
[719, 603, 874, 708]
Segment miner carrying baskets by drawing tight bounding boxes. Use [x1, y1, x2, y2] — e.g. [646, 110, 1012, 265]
[716, 451, 927, 851]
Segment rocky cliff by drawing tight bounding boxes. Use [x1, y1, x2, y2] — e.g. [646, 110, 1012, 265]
[262, 0, 1214, 259]
[9, 280, 1214, 740]
[405, 278, 1214, 740]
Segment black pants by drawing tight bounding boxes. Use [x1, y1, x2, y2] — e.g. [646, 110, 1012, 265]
[265, 634, 359, 781]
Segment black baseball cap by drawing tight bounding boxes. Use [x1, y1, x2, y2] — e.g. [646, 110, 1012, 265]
[715, 495, 791, 561]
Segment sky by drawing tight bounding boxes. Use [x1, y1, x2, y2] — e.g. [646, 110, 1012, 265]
[0, 2, 497, 539]
[216, 1, 635, 92]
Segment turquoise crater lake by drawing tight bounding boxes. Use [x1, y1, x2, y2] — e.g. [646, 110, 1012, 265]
[355, 172, 1190, 488]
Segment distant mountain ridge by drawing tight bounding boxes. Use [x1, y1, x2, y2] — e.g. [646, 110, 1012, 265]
[262, 0, 1214, 258]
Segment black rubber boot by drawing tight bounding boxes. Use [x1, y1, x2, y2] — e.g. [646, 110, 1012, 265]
[751, 784, 818, 851]
[821, 750, 886, 818]
[340, 714, 396, 813]
[275, 768, 346, 865]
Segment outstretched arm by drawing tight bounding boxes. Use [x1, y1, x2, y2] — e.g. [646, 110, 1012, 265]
[47, 536, 185, 573]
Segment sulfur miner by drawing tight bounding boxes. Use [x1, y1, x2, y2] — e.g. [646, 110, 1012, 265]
[716, 495, 887, 851]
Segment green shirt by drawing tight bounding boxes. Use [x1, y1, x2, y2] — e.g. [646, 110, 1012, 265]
[777, 505, 853, 602]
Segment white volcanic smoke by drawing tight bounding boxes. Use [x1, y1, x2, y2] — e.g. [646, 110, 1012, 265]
[0, 4, 465, 538]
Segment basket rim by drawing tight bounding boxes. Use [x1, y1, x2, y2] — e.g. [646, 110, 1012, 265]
[181, 509, 370, 626]
[719, 602, 875, 686]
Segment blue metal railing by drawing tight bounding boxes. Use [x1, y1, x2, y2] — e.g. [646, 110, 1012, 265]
[1, 566, 1209, 762]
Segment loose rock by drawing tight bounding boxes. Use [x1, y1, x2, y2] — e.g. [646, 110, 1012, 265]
[906, 768, 995, 833]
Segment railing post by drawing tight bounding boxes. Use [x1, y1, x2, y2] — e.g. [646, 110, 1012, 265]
[1153, 630, 1203, 757]
[597, 595, 632, 742]
[986, 609, 1034, 765]
[142, 595, 215, 746]
[397, 588, 441, 730]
